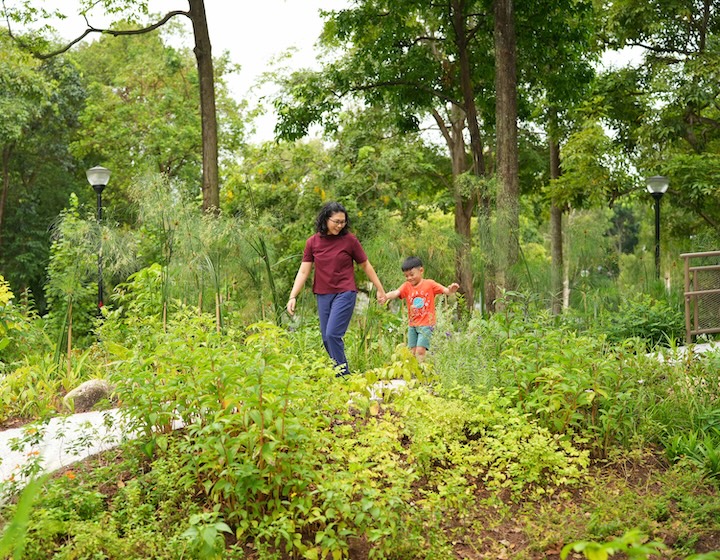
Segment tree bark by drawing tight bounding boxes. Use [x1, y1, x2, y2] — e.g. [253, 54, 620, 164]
[494, 0, 520, 305]
[433, 106, 474, 309]
[548, 109, 563, 316]
[188, 0, 220, 213]
[451, 0, 493, 313]
[0, 145, 13, 249]
[451, 0, 485, 179]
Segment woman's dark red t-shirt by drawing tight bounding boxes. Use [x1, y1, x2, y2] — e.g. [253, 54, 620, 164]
[302, 233, 368, 294]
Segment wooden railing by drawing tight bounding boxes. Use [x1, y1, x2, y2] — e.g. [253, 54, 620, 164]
[681, 250, 720, 343]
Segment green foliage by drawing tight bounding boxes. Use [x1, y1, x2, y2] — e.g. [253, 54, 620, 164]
[1, 265, 102, 424]
[4, 300, 720, 558]
[0, 33, 86, 313]
[101, 315, 437, 557]
[433, 299, 681, 459]
[550, 123, 635, 209]
[595, 293, 685, 348]
[0, 344, 102, 425]
[666, 434, 720, 484]
[345, 298, 405, 373]
[10, 306, 591, 558]
[180, 509, 232, 560]
[562, 529, 667, 559]
[0, 476, 47, 559]
[6, 449, 198, 559]
[0, 275, 18, 362]
[67, 20, 245, 215]
[395, 387, 589, 494]
[655, 349, 720, 483]
[43, 194, 98, 350]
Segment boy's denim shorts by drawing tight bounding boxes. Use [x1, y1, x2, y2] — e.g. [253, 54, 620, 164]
[408, 325, 434, 349]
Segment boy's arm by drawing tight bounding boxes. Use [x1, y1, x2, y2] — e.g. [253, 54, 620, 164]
[442, 282, 460, 295]
[381, 288, 401, 304]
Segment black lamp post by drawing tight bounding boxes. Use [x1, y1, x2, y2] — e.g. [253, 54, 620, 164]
[646, 175, 669, 280]
[86, 166, 111, 309]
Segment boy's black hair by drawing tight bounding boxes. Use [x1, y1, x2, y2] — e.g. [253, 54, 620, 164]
[315, 201, 349, 236]
[401, 256, 423, 271]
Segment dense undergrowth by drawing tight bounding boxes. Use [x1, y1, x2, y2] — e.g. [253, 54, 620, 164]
[2, 276, 720, 558]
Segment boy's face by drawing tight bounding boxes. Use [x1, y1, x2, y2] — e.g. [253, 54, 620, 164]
[403, 266, 424, 286]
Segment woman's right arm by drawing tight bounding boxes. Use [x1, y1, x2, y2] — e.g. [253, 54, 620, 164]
[287, 261, 312, 316]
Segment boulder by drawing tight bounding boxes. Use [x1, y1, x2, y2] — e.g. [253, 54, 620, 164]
[63, 379, 114, 412]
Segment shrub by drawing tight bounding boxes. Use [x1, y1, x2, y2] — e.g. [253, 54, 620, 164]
[595, 293, 684, 348]
[432, 305, 679, 458]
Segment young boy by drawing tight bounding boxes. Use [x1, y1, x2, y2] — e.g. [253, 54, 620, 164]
[382, 256, 459, 362]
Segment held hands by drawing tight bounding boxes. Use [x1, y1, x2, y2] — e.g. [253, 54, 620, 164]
[376, 290, 387, 305]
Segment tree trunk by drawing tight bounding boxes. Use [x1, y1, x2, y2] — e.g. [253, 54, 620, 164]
[493, 0, 520, 305]
[451, 0, 485, 179]
[0, 145, 11, 249]
[433, 106, 474, 309]
[452, 0, 494, 313]
[189, 0, 220, 214]
[548, 110, 563, 316]
[563, 211, 571, 308]
[455, 190, 475, 312]
[550, 202, 563, 314]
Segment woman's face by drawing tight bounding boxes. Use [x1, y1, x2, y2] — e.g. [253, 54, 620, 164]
[326, 211, 347, 235]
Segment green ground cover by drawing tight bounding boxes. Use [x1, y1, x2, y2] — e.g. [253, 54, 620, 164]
[2, 292, 720, 559]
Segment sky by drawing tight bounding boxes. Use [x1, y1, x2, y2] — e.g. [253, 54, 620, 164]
[45, 0, 349, 141]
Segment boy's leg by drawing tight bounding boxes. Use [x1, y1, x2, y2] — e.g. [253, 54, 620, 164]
[414, 326, 434, 363]
[323, 291, 357, 376]
[407, 326, 419, 358]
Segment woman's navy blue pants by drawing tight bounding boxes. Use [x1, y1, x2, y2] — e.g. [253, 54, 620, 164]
[316, 291, 357, 376]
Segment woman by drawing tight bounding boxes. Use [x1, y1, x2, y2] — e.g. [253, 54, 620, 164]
[287, 201, 386, 376]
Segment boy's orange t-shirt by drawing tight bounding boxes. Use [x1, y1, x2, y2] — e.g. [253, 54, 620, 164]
[398, 279, 445, 327]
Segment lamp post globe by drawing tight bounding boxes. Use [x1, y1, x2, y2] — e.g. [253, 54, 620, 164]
[86, 166, 111, 309]
[645, 175, 669, 280]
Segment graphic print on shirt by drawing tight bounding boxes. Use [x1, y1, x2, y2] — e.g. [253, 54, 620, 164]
[410, 293, 430, 324]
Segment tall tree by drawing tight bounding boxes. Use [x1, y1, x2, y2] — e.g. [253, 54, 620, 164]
[2, 0, 222, 213]
[493, 0, 519, 301]
[548, 109, 564, 314]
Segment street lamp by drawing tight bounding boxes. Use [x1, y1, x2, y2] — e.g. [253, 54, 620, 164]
[86, 166, 111, 309]
[646, 175, 669, 280]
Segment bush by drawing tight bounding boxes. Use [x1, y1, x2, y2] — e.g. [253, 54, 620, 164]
[595, 293, 684, 348]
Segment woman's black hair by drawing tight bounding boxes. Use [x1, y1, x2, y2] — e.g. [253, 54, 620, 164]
[315, 201, 350, 236]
